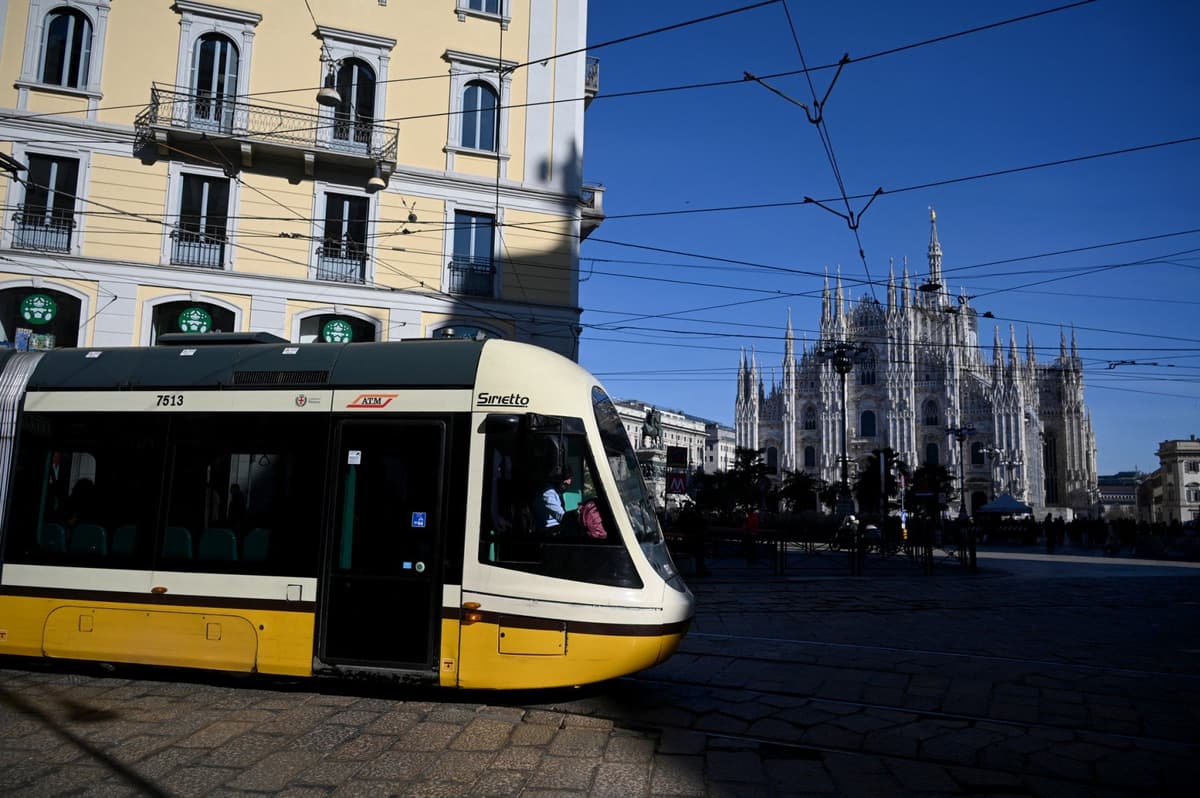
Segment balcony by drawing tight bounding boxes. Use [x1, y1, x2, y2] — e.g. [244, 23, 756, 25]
[316, 240, 367, 284]
[11, 209, 73, 252]
[580, 182, 605, 240]
[170, 231, 226, 269]
[585, 57, 600, 107]
[135, 83, 398, 175]
[447, 256, 495, 297]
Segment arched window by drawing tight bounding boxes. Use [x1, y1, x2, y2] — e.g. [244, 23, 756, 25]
[860, 410, 876, 438]
[191, 33, 239, 131]
[803, 405, 816, 431]
[766, 446, 778, 474]
[925, 442, 939, 466]
[333, 58, 376, 147]
[461, 80, 498, 151]
[804, 446, 816, 468]
[858, 354, 876, 385]
[40, 7, 93, 88]
[923, 399, 939, 426]
[971, 441, 985, 466]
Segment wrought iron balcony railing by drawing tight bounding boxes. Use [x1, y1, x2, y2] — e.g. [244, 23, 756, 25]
[136, 83, 399, 165]
[447, 255, 495, 297]
[316, 241, 368, 284]
[585, 57, 600, 103]
[11, 208, 73, 252]
[170, 231, 226, 269]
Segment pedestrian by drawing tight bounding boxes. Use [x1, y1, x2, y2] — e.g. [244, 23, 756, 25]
[742, 509, 760, 564]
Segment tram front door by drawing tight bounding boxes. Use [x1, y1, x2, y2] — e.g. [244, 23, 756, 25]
[319, 420, 445, 669]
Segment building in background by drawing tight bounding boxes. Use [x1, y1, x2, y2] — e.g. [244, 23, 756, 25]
[0, 0, 601, 352]
[1096, 471, 1142, 520]
[704, 422, 735, 473]
[1140, 437, 1200, 525]
[735, 211, 1099, 518]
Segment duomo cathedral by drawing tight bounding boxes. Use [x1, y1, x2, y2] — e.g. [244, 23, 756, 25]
[734, 211, 1098, 516]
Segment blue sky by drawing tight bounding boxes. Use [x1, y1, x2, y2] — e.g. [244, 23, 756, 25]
[577, 0, 1200, 475]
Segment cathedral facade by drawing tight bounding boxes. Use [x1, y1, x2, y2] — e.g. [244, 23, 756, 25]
[735, 212, 1099, 517]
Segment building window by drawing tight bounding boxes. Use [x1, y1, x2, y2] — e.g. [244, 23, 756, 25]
[860, 411, 876, 438]
[170, 174, 229, 268]
[923, 400, 939, 426]
[443, 49, 514, 174]
[332, 58, 377, 150]
[190, 33, 239, 132]
[858, 355, 876, 385]
[804, 446, 816, 468]
[971, 441, 985, 466]
[1186, 461, 1200, 473]
[13, 154, 79, 253]
[318, 194, 369, 284]
[298, 313, 378, 344]
[40, 7, 93, 88]
[461, 81, 498, 151]
[456, 0, 510, 27]
[925, 443, 939, 466]
[803, 405, 816, 431]
[448, 211, 495, 296]
[766, 447, 778, 474]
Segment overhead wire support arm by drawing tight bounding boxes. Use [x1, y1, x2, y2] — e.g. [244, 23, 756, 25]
[743, 54, 847, 125]
[802, 187, 884, 232]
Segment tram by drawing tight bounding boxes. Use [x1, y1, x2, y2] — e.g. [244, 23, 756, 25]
[0, 335, 693, 689]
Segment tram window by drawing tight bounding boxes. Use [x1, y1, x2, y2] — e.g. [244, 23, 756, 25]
[479, 414, 641, 589]
[6, 413, 167, 569]
[162, 414, 327, 576]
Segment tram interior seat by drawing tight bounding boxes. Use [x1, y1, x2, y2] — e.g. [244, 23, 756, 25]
[242, 527, 270, 562]
[39, 523, 67, 553]
[69, 523, 108, 555]
[162, 526, 193, 560]
[199, 527, 238, 561]
[112, 525, 136, 556]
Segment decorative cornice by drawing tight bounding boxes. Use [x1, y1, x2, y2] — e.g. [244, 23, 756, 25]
[173, 1, 262, 26]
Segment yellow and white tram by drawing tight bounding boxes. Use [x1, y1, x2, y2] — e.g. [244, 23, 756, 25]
[0, 335, 693, 689]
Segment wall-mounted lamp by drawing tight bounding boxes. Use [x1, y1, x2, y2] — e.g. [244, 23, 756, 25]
[316, 61, 341, 107]
[366, 163, 387, 193]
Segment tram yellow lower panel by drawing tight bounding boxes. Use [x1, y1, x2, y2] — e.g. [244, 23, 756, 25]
[0, 596, 315, 676]
[454, 620, 685, 690]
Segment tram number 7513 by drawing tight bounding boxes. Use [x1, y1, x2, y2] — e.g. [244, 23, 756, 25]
[155, 394, 185, 407]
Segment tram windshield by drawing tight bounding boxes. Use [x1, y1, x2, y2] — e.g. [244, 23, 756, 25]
[591, 388, 661, 545]
[592, 388, 686, 593]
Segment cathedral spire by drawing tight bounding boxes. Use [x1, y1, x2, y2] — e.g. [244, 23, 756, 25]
[1009, 324, 1019, 368]
[1026, 327, 1037, 364]
[887, 258, 896, 311]
[821, 269, 831, 325]
[993, 325, 1002, 367]
[901, 257, 911, 310]
[784, 310, 794, 361]
[1070, 324, 1079, 362]
[835, 265, 845, 323]
[1060, 326, 1068, 361]
[927, 207, 943, 296]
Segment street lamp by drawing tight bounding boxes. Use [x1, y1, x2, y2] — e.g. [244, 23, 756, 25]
[817, 340, 871, 517]
[947, 425, 976, 520]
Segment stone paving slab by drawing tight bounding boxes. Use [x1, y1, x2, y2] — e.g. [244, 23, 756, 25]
[2, 550, 1199, 796]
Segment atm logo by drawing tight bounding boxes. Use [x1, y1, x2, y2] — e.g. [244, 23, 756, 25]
[347, 393, 398, 408]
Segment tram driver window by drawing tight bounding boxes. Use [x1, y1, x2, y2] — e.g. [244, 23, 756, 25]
[479, 414, 641, 589]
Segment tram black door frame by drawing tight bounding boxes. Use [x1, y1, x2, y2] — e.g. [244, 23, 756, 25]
[317, 418, 446, 671]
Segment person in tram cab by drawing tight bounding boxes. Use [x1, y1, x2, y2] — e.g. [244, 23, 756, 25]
[534, 464, 573, 534]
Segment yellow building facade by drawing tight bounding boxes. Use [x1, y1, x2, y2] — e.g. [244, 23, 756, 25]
[0, 0, 601, 352]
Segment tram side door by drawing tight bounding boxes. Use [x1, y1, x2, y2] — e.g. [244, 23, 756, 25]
[318, 420, 445, 669]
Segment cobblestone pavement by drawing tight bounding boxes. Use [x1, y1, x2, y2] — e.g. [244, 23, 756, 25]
[2, 548, 1199, 796]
